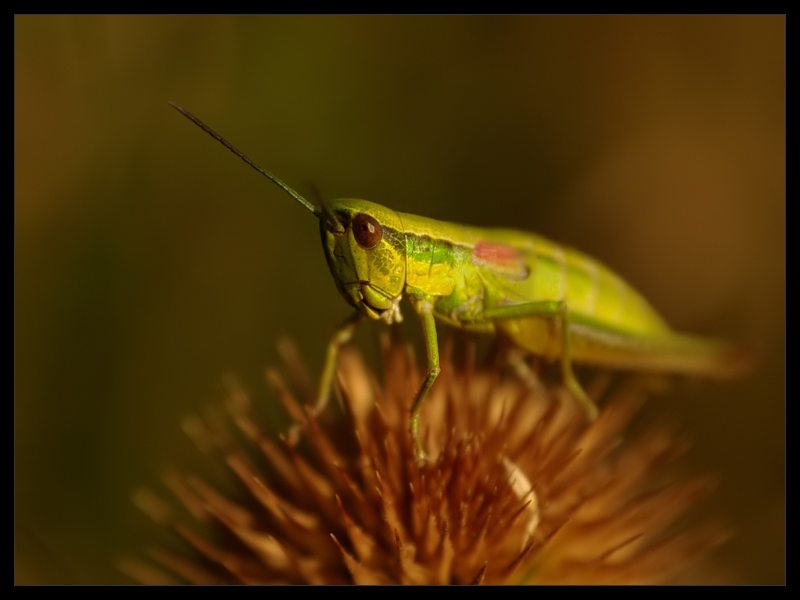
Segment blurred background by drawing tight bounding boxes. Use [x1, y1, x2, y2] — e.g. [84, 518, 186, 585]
[15, 16, 784, 584]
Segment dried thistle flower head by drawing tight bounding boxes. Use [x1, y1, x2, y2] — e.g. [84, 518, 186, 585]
[122, 337, 727, 584]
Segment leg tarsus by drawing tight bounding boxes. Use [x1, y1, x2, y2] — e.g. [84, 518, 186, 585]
[564, 372, 599, 421]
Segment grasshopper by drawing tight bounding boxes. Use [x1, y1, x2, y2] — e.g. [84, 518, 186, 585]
[171, 103, 748, 459]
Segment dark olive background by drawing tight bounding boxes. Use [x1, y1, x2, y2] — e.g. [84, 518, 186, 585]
[15, 16, 784, 584]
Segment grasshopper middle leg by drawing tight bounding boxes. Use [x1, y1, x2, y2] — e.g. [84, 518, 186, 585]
[409, 301, 441, 462]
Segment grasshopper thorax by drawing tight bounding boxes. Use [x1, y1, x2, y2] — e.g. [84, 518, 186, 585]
[320, 198, 407, 324]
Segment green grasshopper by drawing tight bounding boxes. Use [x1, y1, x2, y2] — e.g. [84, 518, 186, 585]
[171, 103, 747, 459]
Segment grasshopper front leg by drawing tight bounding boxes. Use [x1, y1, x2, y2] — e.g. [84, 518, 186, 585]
[484, 300, 599, 421]
[315, 310, 364, 414]
[409, 297, 441, 462]
[285, 311, 362, 447]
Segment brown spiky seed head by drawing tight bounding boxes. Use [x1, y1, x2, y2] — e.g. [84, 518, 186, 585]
[124, 338, 727, 584]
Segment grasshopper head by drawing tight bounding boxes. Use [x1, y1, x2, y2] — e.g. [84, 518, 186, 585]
[166, 105, 408, 323]
[320, 198, 407, 324]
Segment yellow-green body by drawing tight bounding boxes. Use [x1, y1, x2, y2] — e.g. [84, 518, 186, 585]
[171, 103, 746, 459]
[399, 211, 669, 359]
[322, 198, 736, 379]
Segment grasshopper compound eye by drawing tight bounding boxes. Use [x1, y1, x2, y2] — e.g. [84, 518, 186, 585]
[353, 213, 383, 249]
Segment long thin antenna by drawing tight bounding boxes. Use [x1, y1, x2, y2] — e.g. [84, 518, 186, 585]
[169, 102, 321, 219]
[307, 181, 345, 234]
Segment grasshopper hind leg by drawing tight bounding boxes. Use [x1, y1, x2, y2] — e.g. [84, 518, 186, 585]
[505, 345, 597, 421]
[563, 364, 599, 421]
[486, 300, 599, 421]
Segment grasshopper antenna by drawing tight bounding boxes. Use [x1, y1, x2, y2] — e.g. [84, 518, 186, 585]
[306, 181, 345, 234]
[169, 102, 328, 223]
